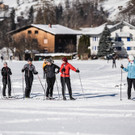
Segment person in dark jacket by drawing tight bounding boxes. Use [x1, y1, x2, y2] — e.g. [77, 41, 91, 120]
[44, 58, 60, 99]
[1, 62, 12, 98]
[112, 56, 116, 68]
[22, 58, 38, 98]
[60, 57, 80, 100]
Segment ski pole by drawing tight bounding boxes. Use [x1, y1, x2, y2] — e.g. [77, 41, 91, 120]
[120, 68, 122, 101]
[0, 83, 1, 98]
[22, 73, 25, 99]
[78, 70, 85, 99]
[11, 77, 16, 97]
[55, 76, 60, 99]
[37, 74, 46, 100]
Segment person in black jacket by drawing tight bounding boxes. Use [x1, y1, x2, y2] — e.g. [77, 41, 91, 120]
[22, 58, 38, 98]
[44, 58, 60, 99]
[1, 62, 12, 98]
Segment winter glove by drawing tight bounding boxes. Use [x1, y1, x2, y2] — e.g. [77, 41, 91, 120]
[34, 72, 38, 75]
[62, 68, 65, 72]
[22, 69, 25, 72]
[76, 69, 80, 73]
[121, 64, 124, 69]
[55, 70, 59, 74]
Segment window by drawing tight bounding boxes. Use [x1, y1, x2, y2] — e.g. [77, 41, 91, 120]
[28, 30, 32, 34]
[44, 39, 48, 44]
[115, 47, 121, 51]
[127, 47, 131, 51]
[92, 46, 97, 50]
[118, 37, 121, 42]
[93, 37, 97, 41]
[127, 37, 130, 41]
[35, 30, 38, 34]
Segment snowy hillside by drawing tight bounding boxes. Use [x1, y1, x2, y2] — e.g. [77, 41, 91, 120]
[0, 59, 135, 135]
[2, 0, 131, 22]
[99, 0, 130, 20]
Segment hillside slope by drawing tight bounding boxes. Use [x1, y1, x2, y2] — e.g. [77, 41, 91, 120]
[2, 0, 131, 23]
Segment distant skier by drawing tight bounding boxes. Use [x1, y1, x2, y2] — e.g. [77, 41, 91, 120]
[44, 58, 60, 100]
[60, 57, 80, 100]
[1, 62, 12, 98]
[22, 58, 38, 98]
[121, 55, 135, 99]
[106, 55, 110, 63]
[42, 59, 47, 79]
[112, 56, 116, 68]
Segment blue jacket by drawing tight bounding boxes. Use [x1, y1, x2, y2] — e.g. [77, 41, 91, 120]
[123, 61, 135, 79]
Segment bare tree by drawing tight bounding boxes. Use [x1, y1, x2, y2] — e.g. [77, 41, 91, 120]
[10, 34, 40, 60]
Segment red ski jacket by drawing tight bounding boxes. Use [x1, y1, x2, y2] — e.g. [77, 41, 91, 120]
[60, 62, 77, 77]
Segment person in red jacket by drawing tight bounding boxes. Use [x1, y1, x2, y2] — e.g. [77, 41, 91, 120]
[60, 57, 80, 100]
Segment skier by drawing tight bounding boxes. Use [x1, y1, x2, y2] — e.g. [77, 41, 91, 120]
[42, 59, 47, 79]
[121, 55, 135, 99]
[112, 56, 116, 68]
[44, 58, 60, 100]
[1, 62, 12, 98]
[60, 57, 80, 100]
[22, 58, 38, 98]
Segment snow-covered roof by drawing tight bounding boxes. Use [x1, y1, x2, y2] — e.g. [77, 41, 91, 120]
[80, 21, 135, 36]
[8, 24, 82, 35]
[80, 23, 113, 36]
[116, 32, 130, 37]
[31, 24, 81, 35]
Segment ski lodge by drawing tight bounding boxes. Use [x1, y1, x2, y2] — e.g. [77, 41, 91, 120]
[81, 21, 135, 57]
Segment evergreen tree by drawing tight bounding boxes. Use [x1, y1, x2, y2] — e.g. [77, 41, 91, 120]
[55, 4, 63, 23]
[10, 8, 16, 30]
[65, 0, 70, 9]
[78, 35, 90, 56]
[98, 25, 114, 57]
[29, 6, 34, 24]
[35, 8, 44, 24]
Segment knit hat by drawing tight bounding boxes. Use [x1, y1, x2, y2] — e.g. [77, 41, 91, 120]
[46, 58, 53, 63]
[28, 58, 33, 62]
[3, 62, 7, 65]
[128, 55, 134, 61]
[62, 57, 67, 63]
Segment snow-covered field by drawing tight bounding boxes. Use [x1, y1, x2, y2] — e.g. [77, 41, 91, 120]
[0, 59, 135, 135]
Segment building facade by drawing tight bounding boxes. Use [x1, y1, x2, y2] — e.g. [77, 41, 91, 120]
[8, 24, 80, 53]
[81, 21, 135, 57]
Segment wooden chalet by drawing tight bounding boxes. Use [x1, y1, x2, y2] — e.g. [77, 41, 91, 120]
[8, 24, 81, 53]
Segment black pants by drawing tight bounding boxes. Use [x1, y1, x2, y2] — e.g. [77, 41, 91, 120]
[2, 78, 11, 97]
[43, 71, 46, 79]
[46, 77, 55, 97]
[112, 63, 116, 68]
[127, 78, 135, 99]
[61, 77, 73, 98]
[25, 76, 33, 98]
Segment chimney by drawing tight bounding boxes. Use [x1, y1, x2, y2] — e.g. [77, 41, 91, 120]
[48, 24, 52, 28]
